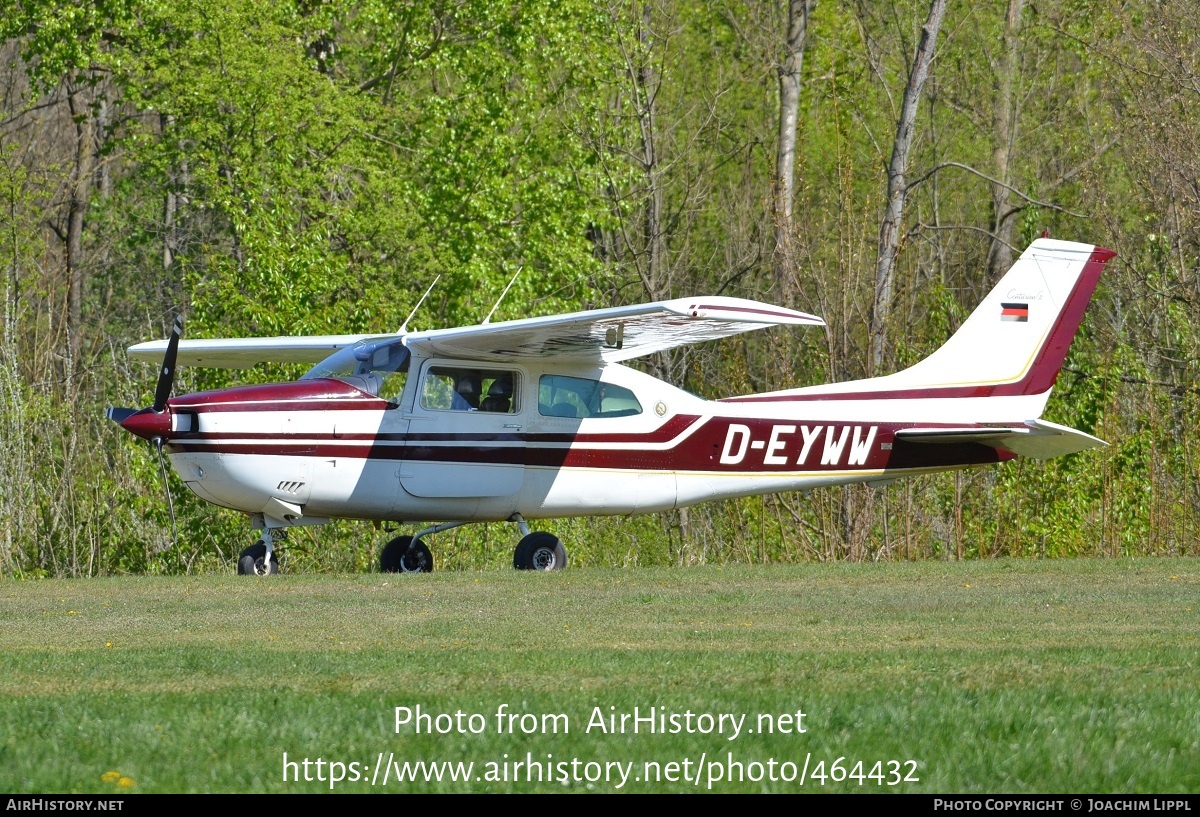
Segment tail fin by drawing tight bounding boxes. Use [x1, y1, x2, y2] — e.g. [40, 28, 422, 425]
[780, 238, 1114, 401]
[876, 238, 1114, 397]
[724, 239, 1113, 458]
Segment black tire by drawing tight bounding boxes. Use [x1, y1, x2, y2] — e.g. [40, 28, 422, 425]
[380, 536, 434, 573]
[237, 543, 279, 575]
[513, 532, 567, 571]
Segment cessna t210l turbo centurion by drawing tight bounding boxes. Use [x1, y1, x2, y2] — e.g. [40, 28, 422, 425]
[109, 238, 1113, 575]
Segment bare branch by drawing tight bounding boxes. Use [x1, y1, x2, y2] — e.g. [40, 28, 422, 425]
[905, 161, 1088, 218]
[912, 222, 1022, 255]
[1061, 365, 1200, 397]
[1046, 136, 1119, 189]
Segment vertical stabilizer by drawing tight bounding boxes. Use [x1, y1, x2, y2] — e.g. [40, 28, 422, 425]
[778, 238, 1115, 401]
[881, 238, 1113, 395]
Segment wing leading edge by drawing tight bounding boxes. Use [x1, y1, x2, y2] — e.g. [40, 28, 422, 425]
[128, 334, 388, 368]
[127, 296, 824, 368]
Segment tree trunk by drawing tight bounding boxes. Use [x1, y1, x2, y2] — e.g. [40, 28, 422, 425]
[161, 114, 178, 271]
[773, 0, 811, 302]
[97, 97, 111, 200]
[868, 0, 947, 374]
[634, 2, 674, 386]
[987, 0, 1024, 281]
[637, 1, 664, 300]
[65, 79, 95, 368]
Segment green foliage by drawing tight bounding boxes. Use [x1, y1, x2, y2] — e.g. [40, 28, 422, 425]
[338, 0, 613, 322]
[2, 0, 1200, 573]
[0, 0, 138, 90]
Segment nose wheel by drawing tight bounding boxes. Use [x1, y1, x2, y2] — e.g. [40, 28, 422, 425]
[238, 527, 284, 575]
[237, 543, 280, 575]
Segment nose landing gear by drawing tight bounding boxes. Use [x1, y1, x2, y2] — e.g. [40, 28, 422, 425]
[237, 528, 284, 575]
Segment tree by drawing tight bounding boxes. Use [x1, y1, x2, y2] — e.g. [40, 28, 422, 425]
[772, 0, 811, 301]
[986, 0, 1024, 280]
[868, 0, 946, 373]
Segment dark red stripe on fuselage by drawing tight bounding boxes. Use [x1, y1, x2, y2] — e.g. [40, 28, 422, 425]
[166, 416, 1012, 474]
[168, 413, 704, 447]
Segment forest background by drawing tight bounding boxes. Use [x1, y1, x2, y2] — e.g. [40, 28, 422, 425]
[1, 0, 1196, 577]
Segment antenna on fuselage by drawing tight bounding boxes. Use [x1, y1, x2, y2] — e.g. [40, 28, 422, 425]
[482, 265, 523, 325]
[398, 275, 441, 334]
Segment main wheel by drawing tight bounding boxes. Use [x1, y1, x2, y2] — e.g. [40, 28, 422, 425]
[513, 532, 567, 571]
[237, 543, 279, 575]
[380, 536, 434, 573]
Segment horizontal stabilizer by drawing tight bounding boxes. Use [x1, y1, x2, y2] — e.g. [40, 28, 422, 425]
[896, 419, 1106, 460]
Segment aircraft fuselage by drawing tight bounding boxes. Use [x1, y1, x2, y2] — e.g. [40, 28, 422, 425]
[157, 360, 1012, 528]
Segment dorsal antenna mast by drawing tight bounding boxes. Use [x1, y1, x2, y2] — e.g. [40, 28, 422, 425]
[482, 266, 523, 325]
[398, 275, 441, 334]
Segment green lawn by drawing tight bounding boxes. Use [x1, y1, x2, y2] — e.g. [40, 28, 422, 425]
[1, 559, 1196, 793]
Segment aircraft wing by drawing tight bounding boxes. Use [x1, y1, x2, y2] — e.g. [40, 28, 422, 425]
[127, 334, 389, 368]
[126, 296, 821, 368]
[895, 419, 1106, 459]
[405, 296, 824, 363]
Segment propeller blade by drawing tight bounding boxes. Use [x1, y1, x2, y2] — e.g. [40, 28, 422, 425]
[155, 437, 178, 548]
[152, 314, 184, 413]
[106, 407, 138, 424]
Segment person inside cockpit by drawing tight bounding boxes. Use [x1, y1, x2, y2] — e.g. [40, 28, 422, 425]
[452, 373, 482, 410]
[480, 375, 513, 413]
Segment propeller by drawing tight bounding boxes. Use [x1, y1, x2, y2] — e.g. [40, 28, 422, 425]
[155, 436, 178, 547]
[153, 314, 183, 413]
[108, 314, 185, 547]
[106, 314, 183, 436]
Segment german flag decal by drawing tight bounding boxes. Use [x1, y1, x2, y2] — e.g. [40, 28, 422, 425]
[1000, 302, 1029, 322]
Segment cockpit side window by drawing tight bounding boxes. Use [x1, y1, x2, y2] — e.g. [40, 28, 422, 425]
[538, 375, 642, 419]
[421, 366, 519, 413]
[301, 339, 409, 406]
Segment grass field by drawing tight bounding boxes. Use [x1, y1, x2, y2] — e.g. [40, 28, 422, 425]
[0, 558, 1197, 793]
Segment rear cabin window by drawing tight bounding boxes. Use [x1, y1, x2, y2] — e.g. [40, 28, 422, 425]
[421, 367, 519, 413]
[538, 375, 642, 419]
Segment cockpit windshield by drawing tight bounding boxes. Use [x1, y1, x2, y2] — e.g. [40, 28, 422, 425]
[301, 338, 410, 404]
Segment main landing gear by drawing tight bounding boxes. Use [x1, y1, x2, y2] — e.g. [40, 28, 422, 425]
[380, 535, 433, 573]
[377, 514, 567, 573]
[512, 531, 567, 571]
[233, 516, 568, 575]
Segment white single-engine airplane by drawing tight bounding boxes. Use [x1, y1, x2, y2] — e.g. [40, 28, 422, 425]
[109, 238, 1114, 575]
